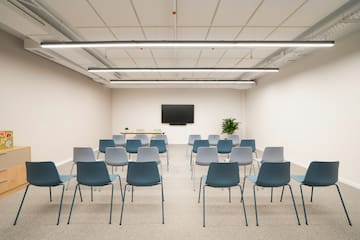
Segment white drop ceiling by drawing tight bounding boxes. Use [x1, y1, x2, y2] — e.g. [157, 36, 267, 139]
[0, 0, 358, 89]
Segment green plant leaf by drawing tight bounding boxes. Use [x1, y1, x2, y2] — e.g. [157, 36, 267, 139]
[222, 118, 239, 134]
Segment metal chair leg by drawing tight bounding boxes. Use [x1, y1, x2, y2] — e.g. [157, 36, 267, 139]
[57, 184, 65, 225]
[118, 176, 124, 200]
[67, 184, 79, 224]
[91, 186, 94, 202]
[335, 184, 352, 226]
[300, 184, 308, 225]
[78, 185, 83, 202]
[198, 177, 203, 203]
[270, 187, 273, 202]
[120, 184, 128, 225]
[161, 179, 165, 224]
[166, 151, 169, 172]
[109, 184, 114, 224]
[241, 176, 246, 202]
[131, 186, 134, 202]
[239, 185, 248, 226]
[13, 184, 30, 225]
[228, 187, 231, 203]
[253, 185, 259, 226]
[288, 184, 301, 225]
[310, 186, 314, 202]
[280, 186, 285, 202]
[49, 187, 52, 202]
[203, 186, 206, 227]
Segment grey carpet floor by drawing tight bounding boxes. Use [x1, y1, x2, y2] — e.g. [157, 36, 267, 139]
[0, 144, 359, 240]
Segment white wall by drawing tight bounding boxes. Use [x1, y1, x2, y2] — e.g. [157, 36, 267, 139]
[245, 30, 360, 188]
[112, 88, 245, 144]
[0, 29, 112, 164]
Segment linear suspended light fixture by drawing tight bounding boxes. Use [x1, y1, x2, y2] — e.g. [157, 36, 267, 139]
[110, 80, 256, 84]
[88, 67, 279, 73]
[41, 40, 335, 49]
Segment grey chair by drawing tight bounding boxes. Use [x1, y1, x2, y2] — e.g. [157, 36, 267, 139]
[227, 134, 240, 146]
[105, 147, 128, 174]
[188, 134, 201, 158]
[112, 135, 126, 146]
[134, 134, 149, 146]
[67, 147, 96, 190]
[194, 147, 218, 191]
[152, 134, 168, 145]
[137, 147, 161, 164]
[208, 135, 220, 146]
[230, 147, 254, 190]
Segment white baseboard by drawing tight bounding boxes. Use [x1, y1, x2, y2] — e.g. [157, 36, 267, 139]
[55, 148, 99, 167]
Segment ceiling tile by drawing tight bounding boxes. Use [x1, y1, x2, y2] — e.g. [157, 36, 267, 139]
[215, 58, 238, 67]
[283, 0, 348, 27]
[151, 49, 176, 58]
[132, 0, 173, 26]
[126, 48, 153, 58]
[143, 27, 174, 40]
[77, 27, 116, 41]
[201, 49, 226, 58]
[176, 27, 208, 40]
[51, 49, 98, 65]
[111, 27, 145, 40]
[212, 0, 262, 26]
[134, 58, 157, 67]
[43, 0, 104, 27]
[156, 58, 176, 67]
[106, 49, 129, 59]
[176, 58, 197, 67]
[266, 27, 308, 40]
[222, 49, 250, 58]
[248, 0, 305, 27]
[207, 27, 240, 40]
[236, 58, 263, 67]
[177, 0, 219, 26]
[236, 27, 274, 40]
[175, 49, 201, 58]
[197, 58, 218, 67]
[251, 48, 279, 58]
[112, 58, 137, 67]
[89, 0, 139, 26]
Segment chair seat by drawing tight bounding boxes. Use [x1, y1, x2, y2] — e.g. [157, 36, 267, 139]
[246, 175, 257, 183]
[195, 161, 211, 166]
[110, 174, 119, 182]
[128, 176, 161, 187]
[107, 162, 128, 167]
[292, 175, 305, 183]
[60, 175, 73, 183]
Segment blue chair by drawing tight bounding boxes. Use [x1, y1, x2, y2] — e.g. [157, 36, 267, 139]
[126, 139, 142, 160]
[150, 139, 169, 171]
[14, 161, 73, 225]
[217, 139, 233, 157]
[120, 161, 164, 225]
[246, 162, 300, 226]
[67, 161, 122, 224]
[240, 139, 257, 158]
[190, 140, 209, 173]
[291, 161, 352, 225]
[97, 139, 115, 159]
[201, 162, 248, 227]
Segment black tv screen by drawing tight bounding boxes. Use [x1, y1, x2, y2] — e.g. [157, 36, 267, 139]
[161, 104, 194, 125]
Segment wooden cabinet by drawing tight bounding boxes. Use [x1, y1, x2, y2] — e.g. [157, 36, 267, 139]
[0, 146, 30, 198]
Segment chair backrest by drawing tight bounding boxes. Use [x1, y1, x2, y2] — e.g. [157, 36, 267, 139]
[206, 162, 240, 187]
[134, 134, 149, 145]
[217, 139, 233, 153]
[137, 147, 160, 163]
[240, 139, 256, 152]
[192, 140, 210, 153]
[152, 134, 168, 145]
[196, 147, 218, 166]
[303, 161, 339, 186]
[150, 139, 167, 153]
[112, 134, 126, 146]
[105, 147, 128, 166]
[230, 147, 253, 165]
[188, 134, 201, 145]
[126, 161, 160, 186]
[126, 139, 142, 153]
[99, 139, 116, 153]
[256, 162, 290, 187]
[208, 134, 220, 145]
[26, 161, 61, 186]
[76, 161, 111, 186]
[261, 146, 284, 163]
[227, 134, 240, 146]
[73, 147, 96, 162]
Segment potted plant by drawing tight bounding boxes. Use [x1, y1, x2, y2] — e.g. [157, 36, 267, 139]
[222, 118, 239, 135]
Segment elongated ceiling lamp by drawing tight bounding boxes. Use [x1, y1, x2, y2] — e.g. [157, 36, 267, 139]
[88, 67, 279, 73]
[110, 80, 256, 84]
[41, 40, 335, 49]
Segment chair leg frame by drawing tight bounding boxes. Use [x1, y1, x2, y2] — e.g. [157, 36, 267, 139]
[14, 184, 66, 226]
[66, 163, 75, 190]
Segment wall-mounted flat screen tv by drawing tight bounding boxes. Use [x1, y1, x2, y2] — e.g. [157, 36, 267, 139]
[161, 104, 194, 125]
